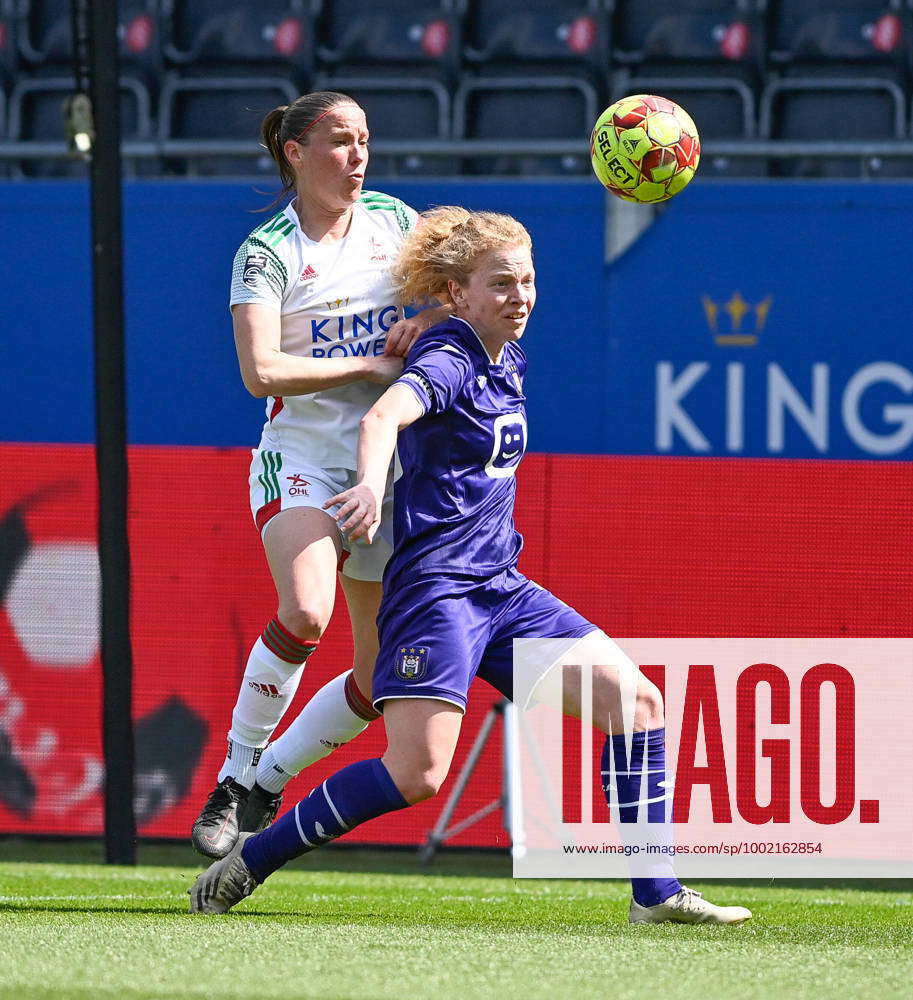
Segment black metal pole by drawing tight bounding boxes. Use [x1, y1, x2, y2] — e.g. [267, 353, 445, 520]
[74, 0, 137, 864]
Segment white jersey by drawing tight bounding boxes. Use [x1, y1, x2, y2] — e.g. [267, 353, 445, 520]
[230, 191, 419, 470]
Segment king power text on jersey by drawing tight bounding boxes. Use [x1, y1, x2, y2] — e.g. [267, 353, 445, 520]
[310, 306, 400, 357]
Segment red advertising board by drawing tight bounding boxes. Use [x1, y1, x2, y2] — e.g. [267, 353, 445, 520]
[0, 444, 909, 844]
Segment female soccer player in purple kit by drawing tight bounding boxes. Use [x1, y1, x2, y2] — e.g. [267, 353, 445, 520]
[190, 208, 751, 925]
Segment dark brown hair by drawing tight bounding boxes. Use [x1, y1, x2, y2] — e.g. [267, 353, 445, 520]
[260, 91, 361, 209]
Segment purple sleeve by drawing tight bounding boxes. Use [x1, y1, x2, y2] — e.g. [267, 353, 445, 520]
[395, 346, 470, 416]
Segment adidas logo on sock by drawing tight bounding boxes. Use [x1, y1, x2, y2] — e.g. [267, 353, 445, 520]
[249, 681, 281, 698]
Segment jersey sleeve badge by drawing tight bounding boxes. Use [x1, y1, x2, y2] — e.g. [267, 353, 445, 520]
[243, 252, 268, 287]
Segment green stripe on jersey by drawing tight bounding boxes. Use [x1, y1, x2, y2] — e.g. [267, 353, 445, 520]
[264, 222, 295, 247]
[361, 192, 413, 233]
[360, 191, 395, 204]
[258, 450, 282, 503]
[254, 212, 286, 235]
[253, 212, 296, 248]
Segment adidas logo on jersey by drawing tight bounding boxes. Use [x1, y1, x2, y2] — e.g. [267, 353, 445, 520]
[300, 264, 318, 281]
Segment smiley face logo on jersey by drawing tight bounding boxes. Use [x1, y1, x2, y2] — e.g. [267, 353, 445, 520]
[485, 412, 527, 479]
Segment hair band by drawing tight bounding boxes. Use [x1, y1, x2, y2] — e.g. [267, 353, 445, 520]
[294, 104, 356, 142]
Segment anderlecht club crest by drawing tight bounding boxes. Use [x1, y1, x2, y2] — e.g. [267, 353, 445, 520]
[395, 646, 429, 681]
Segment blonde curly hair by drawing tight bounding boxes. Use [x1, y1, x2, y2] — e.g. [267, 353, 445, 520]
[393, 207, 532, 305]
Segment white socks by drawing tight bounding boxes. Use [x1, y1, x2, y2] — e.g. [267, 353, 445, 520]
[217, 740, 263, 789]
[255, 671, 372, 793]
[218, 628, 314, 788]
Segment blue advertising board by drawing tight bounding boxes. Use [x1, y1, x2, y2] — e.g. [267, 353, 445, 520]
[604, 184, 913, 459]
[1, 179, 910, 459]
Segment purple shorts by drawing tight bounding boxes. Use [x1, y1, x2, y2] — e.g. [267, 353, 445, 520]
[373, 566, 595, 710]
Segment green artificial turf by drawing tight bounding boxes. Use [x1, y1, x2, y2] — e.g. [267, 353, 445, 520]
[0, 840, 910, 1000]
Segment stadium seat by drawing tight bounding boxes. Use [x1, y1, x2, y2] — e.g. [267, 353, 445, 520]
[463, 0, 608, 79]
[0, 3, 14, 173]
[7, 71, 153, 177]
[158, 72, 299, 176]
[317, 0, 459, 78]
[0, 0, 18, 91]
[17, 0, 161, 77]
[612, 0, 764, 57]
[161, 0, 314, 82]
[612, 0, 764, 81]
[455, 75, 597, 176]
[767, 0, 911, 86]
[610, 75, 766, 177]
[314, 74, 457, 177]
[760, 76, 907, 177]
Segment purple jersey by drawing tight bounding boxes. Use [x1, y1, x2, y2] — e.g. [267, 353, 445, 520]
[387, 316, 528, 583]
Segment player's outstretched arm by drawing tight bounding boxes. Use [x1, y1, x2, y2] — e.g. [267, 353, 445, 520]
[233, 303, 403, 397]
[324, 383, 425, 542]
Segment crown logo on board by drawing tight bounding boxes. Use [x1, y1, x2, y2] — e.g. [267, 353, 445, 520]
[701, 292, 773, 346]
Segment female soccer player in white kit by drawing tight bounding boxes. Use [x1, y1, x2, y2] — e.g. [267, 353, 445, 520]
[191, 92, 448, 859]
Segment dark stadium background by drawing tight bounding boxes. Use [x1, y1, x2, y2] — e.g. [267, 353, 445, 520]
[0, 1, 911, 848]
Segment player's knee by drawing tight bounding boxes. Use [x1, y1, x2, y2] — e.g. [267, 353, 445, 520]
[635, 677, 664, 730]
[395, 766, 448, 805]
[276, 602, 332, 642]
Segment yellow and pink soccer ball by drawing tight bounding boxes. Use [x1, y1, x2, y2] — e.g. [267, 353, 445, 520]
[590, 94, 701, 203]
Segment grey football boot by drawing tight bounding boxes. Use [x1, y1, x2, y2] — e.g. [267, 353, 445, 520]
[190, 777, 249, 859]
[189, 832, 259, 914]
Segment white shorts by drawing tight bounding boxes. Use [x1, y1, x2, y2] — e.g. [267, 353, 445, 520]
[249, 446, 394, 583]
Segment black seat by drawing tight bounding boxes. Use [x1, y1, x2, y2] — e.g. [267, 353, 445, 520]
[455, 75, 597, 176]
[768, 0, 911, 87]
[317, 0, 459, 79]
[0, 0, 18, 91]
[314, 74, 457, 177]
[159, 71, 299, 176]
[0, 2, 14, 174]
[613, 1, 765, 91]
[18, 0, 161, 76]
[464, 0, 608, 81]
[8, 71, 153, 177]
[761, 76, 906, 177]
[161, 0, 314, 82]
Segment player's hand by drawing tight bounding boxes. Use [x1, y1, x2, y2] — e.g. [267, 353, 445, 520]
[324, 483, 381, 542]
[365, 355, 404, 385]
[383, 315, 426, 357]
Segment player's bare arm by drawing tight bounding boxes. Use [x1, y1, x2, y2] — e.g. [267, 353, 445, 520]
[384, 304, 451, 357]
[233, 302, 403, 397]
[325, 383, 425, 542]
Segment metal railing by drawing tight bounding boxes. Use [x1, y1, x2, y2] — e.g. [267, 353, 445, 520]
[3, 138, 913, 161]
